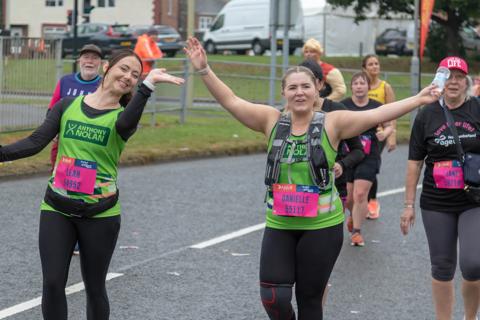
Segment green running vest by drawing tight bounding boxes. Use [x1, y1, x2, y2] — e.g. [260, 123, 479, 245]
[40, 96, 126, 218]
[265, 118, 344, 230]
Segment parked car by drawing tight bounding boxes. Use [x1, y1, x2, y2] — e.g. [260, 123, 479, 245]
[61, 23, 136, 58]
[460, 26, 480, 53]
[374, 28, 414, 56]
[129, 25, 184, 57]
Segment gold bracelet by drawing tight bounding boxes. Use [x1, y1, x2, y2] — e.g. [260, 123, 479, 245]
[196, 65, 210, 76]
[404, 204, 414, 209]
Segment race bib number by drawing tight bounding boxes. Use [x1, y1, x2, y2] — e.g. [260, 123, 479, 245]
[272, 184, 319, 217]
[53, 156, 97, 194]
[360, 135, 372, 155]
[433, 160, 464, 189]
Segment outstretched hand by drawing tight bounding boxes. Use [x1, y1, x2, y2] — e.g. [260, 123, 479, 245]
[184, 37, 208, 71]
[416, 84, 441, 105]
[145, 68, 185, 86]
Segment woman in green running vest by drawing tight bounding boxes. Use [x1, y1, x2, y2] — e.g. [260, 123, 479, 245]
[0, 49, 184, 320]
[184, 37, 439, 320]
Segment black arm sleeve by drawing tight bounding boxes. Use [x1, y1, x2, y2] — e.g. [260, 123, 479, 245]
[115, 83, 152, 141]
[0, 98, 72, 162]
[338, 137, 365, 170]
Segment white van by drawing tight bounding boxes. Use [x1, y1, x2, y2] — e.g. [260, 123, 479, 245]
[202, 0, 304, 55]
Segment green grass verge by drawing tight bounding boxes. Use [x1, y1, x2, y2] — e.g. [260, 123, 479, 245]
[0, 110, 416, 179]
[0, 113, 267, 178]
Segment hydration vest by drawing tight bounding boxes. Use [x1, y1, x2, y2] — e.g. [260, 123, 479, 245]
[264, 112, 330, 189]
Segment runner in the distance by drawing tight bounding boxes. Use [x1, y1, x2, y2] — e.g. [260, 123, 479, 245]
[342, 72, 394, 246]
[362, 54, 396, 219]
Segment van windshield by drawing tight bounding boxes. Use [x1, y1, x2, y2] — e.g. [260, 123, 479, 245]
[210, 14, 224, 31]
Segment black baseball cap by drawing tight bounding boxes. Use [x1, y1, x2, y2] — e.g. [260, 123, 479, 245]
[299, 59, 323, 81]
[79, 44, 103, 58]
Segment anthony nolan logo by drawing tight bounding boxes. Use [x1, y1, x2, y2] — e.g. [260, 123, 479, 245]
[64, 120, 110, 146]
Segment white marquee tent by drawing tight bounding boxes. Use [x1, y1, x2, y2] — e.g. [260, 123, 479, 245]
[299, 0, 414, 56]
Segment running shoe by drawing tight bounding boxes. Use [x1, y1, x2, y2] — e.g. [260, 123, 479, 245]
[73, 243, 80, 256]
[346, 215, 353, 233]
[350, 232, 365, 247]
[367, 199, 380, 220]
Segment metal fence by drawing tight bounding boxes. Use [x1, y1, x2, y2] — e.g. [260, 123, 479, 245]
[0, 37, 63, 132]
[0, 36, 429, 133]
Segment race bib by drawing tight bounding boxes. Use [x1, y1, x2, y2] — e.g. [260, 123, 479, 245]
[272, 184, 319, 217]
[433, 160, 464, 189]
[53, 156, 97, 194]
[360, 135, 372, 155]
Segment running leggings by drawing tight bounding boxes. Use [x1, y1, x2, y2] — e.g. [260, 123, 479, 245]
[421, 207, 480, 281]
[39, 211, 121, 320]
[368, 178, 377, 200]
[259, 224, 343, 320]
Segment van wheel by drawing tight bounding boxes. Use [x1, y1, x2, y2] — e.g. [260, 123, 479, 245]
[205, 41, 217, 54]
[252, 40, 265, 55]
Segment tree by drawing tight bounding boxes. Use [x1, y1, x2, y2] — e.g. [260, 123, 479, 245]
[326, 0, 480, 58]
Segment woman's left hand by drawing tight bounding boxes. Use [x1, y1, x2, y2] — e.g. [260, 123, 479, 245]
[145, 68, 185, 86]
[333, 162, 343, 178]
[400, 207, 415, 235]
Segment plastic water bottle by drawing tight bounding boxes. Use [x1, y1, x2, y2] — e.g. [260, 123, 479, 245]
[432, 67, 450, 94]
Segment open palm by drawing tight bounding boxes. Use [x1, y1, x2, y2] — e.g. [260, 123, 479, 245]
[184, 37, 208, 70]
[146, 68, 185, 86]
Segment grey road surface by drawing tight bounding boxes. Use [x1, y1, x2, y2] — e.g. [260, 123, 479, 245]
[0, 145, 470, 319]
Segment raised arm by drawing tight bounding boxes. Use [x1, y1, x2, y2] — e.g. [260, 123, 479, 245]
[116, 68, 184, 140]
[326, 85, 439, 146]
[184, 37, 280, 137]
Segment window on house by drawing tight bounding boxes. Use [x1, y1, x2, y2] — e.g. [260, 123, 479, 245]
[199, 16, 213, 31]
[98, 0, 114, 7]
[45, 0, 63, 6]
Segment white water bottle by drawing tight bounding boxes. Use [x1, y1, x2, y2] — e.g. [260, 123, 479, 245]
[432, 66, 450, 94]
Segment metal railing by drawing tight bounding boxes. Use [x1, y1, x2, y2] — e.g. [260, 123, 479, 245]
[0, 36, 431, 133]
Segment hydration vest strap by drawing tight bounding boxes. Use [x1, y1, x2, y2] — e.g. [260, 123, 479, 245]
[265, 113, 291, 186]
[265, 112, 330, 189]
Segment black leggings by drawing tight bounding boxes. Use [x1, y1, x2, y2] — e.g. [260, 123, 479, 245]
[39, 211, 121, 320]
[421, 207, 480, 281]
[259, 224, 343, 320]
[368, 178, 377, 200]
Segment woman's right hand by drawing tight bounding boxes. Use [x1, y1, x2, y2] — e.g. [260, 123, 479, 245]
[400, 207, 415, 235]
[184, 37, 208, 71]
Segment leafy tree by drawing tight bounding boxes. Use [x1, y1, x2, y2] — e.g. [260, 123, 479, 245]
[326, 0, 480, 58]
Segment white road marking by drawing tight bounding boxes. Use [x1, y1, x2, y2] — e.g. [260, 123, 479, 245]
[0, 273, 123, 319]
[190, 223, 266, 249]
[190, 184, 422, 249]
[0, 184, 420, 317]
